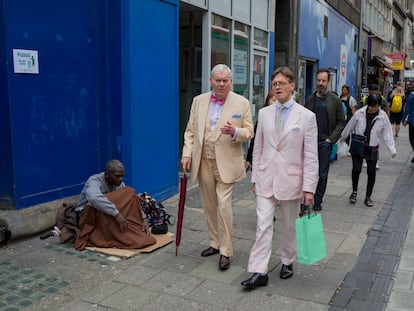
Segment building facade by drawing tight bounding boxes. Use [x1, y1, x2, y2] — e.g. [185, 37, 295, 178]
[296, 0, 361, 100]
[0, 0, 180, 209]
[0, 0, 275, 210]
[360, 0, 414, 97]
[273, 0, 362, 103]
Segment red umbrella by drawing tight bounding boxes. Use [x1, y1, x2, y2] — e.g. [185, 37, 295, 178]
[175, 172, 187, 256]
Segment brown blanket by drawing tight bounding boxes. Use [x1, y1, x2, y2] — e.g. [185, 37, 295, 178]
[55, 203, 80, 244]
[74, 187, 156, 250]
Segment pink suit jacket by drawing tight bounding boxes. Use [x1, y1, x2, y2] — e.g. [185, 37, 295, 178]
[251, 101, 319, 200]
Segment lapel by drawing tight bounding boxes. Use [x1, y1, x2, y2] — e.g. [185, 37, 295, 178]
[198, 92, 213, 143]
[266, 104, 277, 148]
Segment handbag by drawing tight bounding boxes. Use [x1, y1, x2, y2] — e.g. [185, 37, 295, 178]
[349, 133, 365, 157]
[296, 205, 327, 265]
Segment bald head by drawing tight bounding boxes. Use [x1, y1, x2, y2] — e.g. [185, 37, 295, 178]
[104, 159, 125, 186]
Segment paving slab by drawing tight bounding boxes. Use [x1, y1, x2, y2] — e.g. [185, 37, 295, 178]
[1, 126, 413, 311]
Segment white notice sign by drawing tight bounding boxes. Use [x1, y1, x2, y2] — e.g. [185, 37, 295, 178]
[13, 49, 39, 74]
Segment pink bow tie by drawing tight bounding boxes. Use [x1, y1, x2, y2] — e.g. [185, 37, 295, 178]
[211, 94, 225, 106]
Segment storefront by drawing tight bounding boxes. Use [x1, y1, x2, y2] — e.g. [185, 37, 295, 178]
[179, 0, 275, 151]
[367, 56, 394, 96]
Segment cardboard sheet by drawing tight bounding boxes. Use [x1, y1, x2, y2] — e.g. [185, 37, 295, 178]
[85, 232, 174, 259]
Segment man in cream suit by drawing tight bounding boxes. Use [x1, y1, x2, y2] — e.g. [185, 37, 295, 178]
[241, 67, 319, 289]
[181, 64, 254, 270]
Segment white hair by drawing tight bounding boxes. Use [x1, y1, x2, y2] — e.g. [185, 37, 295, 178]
[210, 64, 232, 79]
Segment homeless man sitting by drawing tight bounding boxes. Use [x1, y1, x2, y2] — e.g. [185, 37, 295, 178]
[73, 159, 156, 251]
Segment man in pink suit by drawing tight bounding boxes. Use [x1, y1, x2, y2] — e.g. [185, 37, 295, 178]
[181, 64, 254, 270]
[241, 67, 319, 289]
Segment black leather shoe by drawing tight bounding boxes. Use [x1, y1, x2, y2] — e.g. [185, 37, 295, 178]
[201, 247, 219, 257]
[279, 264, 293, 279]
[241, 273, 268, 289]
[219, 255, 230, 270]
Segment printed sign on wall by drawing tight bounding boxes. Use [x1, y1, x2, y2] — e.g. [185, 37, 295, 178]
[338, 44, 347, 93]
[13, 49, 39, 74]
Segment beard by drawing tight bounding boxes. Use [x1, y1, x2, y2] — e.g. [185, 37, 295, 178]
[316, 85, 329, 97]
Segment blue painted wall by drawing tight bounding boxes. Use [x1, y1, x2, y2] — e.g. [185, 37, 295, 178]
[0, 0, 179, 209]
[121, 0, 179, 200]
[299, 0, 359, 97]
[0, 1, 14, 207]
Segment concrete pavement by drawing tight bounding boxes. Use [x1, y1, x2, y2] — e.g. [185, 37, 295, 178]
[0, 126, 413, 311]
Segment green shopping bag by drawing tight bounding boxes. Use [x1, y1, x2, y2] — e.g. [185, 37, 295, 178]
[296, 210, 326, 265]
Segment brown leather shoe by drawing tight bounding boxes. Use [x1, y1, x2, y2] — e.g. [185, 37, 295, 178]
[219, 255, 230, 270]
[201, 247, 219, 257]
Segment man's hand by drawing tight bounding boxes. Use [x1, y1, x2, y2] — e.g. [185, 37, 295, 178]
[244, 161, 251, 171]
[115, 213, 128, 232]
[302, 191, 314, 207]
[181, 156, 191, 173]
[141, 219, 151, 236]
[220, 121, 235, 136]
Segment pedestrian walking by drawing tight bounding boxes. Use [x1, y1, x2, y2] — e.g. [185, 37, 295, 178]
[304, 68, 345, 211]
[340, 84, 357, 123]
[181, 64, 254, 270]
[388, 86, 406, 138]
[340, 93, 396, 207]
[241, 67, 318, 289]
[402, 86, 414, 163]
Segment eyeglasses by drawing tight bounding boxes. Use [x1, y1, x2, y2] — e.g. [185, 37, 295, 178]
[272, 81, 291, 88]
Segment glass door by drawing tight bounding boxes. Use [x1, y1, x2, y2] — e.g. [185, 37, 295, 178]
[252, 52, 267, 121]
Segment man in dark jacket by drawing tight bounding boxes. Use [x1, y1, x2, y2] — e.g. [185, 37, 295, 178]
[305, 68, 345, 211]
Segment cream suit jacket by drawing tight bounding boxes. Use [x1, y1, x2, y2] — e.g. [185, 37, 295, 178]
[182, 91, 254, 183]
[252, 101, 319, 199]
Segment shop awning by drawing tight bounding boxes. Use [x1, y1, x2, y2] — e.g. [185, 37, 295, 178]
[374, 56, 394, 70]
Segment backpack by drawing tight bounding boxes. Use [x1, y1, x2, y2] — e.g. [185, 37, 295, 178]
[391, 95, 403, 113]
[137, 192, 173, 234]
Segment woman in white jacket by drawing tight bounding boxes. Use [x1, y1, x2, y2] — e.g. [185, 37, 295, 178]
[340, 93, 396, 207]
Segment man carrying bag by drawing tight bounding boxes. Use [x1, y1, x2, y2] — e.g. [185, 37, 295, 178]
[241, 67, 319, 290]
[296, 204, 326, 265]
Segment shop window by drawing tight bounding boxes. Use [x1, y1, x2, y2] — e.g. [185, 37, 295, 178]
[211, 14, 231, 67]
[354, 35, 357, 53]
[253, 53, 266, 119]
[254, 28, 268, 49]
[233, 22, 250, 98]
[323, 15, 328, 38]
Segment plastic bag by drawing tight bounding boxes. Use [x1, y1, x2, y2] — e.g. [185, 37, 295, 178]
[337, 140, 349, 158]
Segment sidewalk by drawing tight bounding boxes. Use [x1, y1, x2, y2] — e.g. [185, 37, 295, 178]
[0, 127, 413, 311]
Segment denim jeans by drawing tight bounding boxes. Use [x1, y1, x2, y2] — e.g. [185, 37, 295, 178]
[314, 140, 332, 208]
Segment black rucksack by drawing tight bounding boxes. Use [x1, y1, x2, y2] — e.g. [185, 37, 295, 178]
[137, 192, 173, 234]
